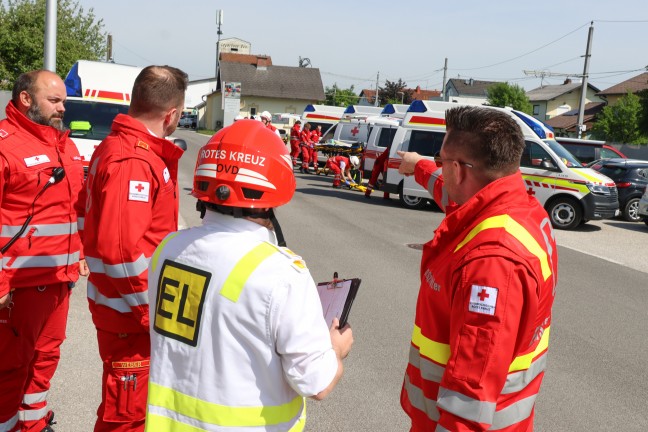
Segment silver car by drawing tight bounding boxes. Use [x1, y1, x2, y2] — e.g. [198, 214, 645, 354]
[638, 185, 648, 227]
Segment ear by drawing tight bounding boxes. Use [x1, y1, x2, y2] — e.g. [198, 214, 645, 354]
[163, 106, 178, 127]
[454, 160, 469, 184]
[19, 91, 32, 109]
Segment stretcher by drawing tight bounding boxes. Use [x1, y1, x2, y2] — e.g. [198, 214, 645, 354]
[313, 140, 364, 185]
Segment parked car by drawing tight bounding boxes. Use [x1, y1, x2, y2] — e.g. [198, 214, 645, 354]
[589, 158, 648, 222]
[638, 185, 648, 227]
[179, 114, 197, 129]
[555, 137, 626, 165]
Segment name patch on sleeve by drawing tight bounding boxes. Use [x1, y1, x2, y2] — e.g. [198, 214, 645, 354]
[128, 180, 150, 202]
[469, 285, 498, 316]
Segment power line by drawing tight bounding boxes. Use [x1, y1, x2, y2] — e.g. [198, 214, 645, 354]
[451, 22, 590, 71]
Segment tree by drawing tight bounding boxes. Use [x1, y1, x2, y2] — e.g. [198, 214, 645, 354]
[592, 91, 645, 144]
[486, 82, 532, 113]
[379, 79, 413, 106]
[324, 84, 359, 107]
[0, 0, 105, 89]
[637, 89, 648, 138]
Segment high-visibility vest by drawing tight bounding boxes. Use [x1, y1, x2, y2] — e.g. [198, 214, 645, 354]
[146, 213, 336, 431]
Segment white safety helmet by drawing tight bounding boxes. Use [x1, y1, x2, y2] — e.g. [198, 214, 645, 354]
[349, 155, 360, 168]
[260, 111, 272, 121]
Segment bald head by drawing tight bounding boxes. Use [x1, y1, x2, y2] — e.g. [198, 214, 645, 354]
[12, 70, 67, 131]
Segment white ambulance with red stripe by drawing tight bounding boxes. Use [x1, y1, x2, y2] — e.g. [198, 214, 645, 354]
[63, 60, 143, 173]
[362, 103, 409, 177]
[383, 100, 619, 230]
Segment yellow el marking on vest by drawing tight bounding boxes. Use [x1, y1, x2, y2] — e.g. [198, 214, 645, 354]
[220, 242, 278, 303]
[147, 382, 304, 427]
[154, 260, 211, 347]
[454, 214, 552, 281]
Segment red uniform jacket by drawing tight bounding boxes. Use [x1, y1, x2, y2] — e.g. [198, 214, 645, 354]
[310, 129, 321, 145]
[77, 114, 184, 334]
[0, 101, 84, 296]
[402, 159, 558, 431]
[299, 129, 312, 147]
[290, 124, 301, 143]
[328, 155, 349, 170]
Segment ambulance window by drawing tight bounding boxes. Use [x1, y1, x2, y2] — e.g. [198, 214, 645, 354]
[408, 130, 444, 157]
[377, 127, 397, 149]
[521, 141, 558, 171]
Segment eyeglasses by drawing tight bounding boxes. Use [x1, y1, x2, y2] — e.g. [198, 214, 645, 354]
[433, 152, 473, 168]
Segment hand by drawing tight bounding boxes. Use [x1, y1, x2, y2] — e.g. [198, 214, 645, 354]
[330, 317, 353, 360]
[79, 259, 90, 277]
[397, 151, 423, 176]
[0, 292, 11, 310]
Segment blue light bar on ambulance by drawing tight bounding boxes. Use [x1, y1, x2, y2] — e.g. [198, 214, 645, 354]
[343, 106, 357, 114]
[64, 62, 82, 97]
[407, 100, 427, 113]
[382, 104, 396, 115]
[303, 104, 315, 113]
[511, 110, 554, 139]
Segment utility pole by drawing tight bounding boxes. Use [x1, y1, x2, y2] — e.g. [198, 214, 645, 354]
[577, 22, 594, 139]
[106, 34, 113, 62]
[442, 57, 448, 101]
[374, 71, 380, 107]
[43, 0, 57, 72]
[215, 10, 224, 79]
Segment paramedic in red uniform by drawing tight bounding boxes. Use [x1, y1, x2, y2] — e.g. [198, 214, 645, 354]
[0, 70, 86, 432]
[299, 122, 312, 173]
[260, 111, 280, 137]
[77, 66, 187, 432]
[309, 124, 322, 172]
[397, 106, 558, 431]
[326, 155, 359, 188]
[289, 120, 301, 166]
[364, 145, 391, 199]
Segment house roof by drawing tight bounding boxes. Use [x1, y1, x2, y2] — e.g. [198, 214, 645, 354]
[597, 72, 648, 96]
[446, 78, 499, 97]
[360, 86, 441, 103]
[526, 79, 600, 102]
[218, 56, 324, 101]
[544, 102, 605, 132]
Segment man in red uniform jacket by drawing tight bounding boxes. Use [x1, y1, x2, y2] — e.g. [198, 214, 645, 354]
[0, 70, 87, 432]
[289, 120, 301, 166]
[299, 123, 312, 173]
[77, 66, 187, 432]
[398, 106, 558, 431]
[364, 146, 391, 199]
[309, 125, 322, 172]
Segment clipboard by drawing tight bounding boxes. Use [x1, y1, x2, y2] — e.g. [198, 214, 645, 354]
[316, 274, 361, 328]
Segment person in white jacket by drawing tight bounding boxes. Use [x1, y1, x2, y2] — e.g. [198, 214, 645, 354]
[145, 119, 353, 432]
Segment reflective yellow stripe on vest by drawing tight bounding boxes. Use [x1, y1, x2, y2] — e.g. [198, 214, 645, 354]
[220, 242, 278, 303]
[151, 232, 181, 273]
[147, 382, 305, 429]
[454, 214, 552, 281]
[412, 324, 550, 372]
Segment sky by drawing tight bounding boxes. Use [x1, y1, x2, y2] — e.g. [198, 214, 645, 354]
[76, 0, 648, 94]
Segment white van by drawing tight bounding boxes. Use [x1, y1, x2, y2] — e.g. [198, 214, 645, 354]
[301, 104, 346, 132]
[362, 104, 408, 177]
[383, 101, 619, 230]
[63, 60, 142, 173]
[340, 105, 384, 120]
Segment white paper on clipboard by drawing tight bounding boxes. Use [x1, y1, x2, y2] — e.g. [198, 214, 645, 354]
[316, 278, 359, 327]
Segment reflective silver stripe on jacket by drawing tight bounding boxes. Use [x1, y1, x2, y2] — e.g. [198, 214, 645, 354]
[410, 345, 445, 384]
[2, 252, 80, 269]
[77, 217, 84, 231]
[85, 254, 150, 279]
[0, 413, 18, 432]
[489, 395, 537, 430]
[18, 405, 48, 421]
[23, 390, 48, 405]
[87, 281, 148, 313]
[436, 387, 496, 424]
[1, 222, 78, 238]
[502, 352, 547, 394]
[403, 375, 440, 422]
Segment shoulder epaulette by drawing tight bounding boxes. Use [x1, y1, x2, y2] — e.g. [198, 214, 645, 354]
[263, 241, 308, 273]
[135, 139, 149, 151]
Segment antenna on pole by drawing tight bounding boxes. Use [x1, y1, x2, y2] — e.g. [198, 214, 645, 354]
[215, 10, 224, 79]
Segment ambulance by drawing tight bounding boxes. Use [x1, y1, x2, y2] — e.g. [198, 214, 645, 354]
[383, 100, 619, 230]
[63, 60, 143, 173]
[300, 104, 346, 133]
[340, 105, 384, 120]
[362, 104, 408, 177]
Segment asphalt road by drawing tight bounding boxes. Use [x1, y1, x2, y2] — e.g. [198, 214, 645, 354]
[49, 129, 648, 431]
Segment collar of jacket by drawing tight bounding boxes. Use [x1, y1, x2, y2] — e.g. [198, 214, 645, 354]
[111, 113, 185, 163]
[202, 210, 278, 245]
[4, 101, 71, 152]
[440, 171, 529, 236]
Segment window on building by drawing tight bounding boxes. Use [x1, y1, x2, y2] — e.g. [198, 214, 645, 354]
[533, 105, 540, 115]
